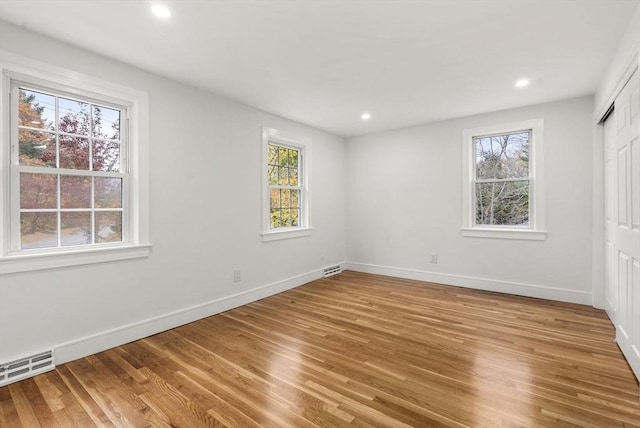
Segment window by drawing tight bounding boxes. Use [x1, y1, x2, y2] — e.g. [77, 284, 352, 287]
[261, 127, 311, 241]
[1, 55, 150, 274]
[461, 119, 546, 240]
[14, 85, 125, 250]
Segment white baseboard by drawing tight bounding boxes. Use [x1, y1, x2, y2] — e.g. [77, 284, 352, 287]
[345, 262, 592, 306]
[52, 261, 590, 365]
[54, 268, 326, 365]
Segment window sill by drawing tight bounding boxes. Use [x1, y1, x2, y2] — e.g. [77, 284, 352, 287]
[0, 244, 152, 275]
[261, 228, 312, 242]
[460, 228, 547, 241]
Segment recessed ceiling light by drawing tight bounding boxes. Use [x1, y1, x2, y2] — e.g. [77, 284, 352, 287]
[151, 4, 171, 19]
[515, 79, 530, 88]
[361, 112, 371, 120]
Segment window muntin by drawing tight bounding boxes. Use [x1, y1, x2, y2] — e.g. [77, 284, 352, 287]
[12, 84, 127, 251]
[473, 130, 530, 227]
[268, 143, 302, 229]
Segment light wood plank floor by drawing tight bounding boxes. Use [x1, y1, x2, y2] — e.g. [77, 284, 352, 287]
[1, 271, 639, 427]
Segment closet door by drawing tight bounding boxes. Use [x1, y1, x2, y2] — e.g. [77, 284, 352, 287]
[606, 69, 640, 381]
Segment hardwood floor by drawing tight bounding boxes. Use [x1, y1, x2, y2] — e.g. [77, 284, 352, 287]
[1, 271, 639, 427]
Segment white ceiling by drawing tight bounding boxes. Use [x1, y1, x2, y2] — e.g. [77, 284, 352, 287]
[0, 0, 637, 137]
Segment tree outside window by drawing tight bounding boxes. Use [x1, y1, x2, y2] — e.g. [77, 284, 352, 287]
[461, 119, 545, 240]
[267, 143, 302, 229]
[474, 131, 530, 226]
[16, 87, 124, 250]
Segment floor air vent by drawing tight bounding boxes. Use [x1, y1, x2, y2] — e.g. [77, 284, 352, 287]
[323, 265, 342, 277]
[0, 350, 55, 387]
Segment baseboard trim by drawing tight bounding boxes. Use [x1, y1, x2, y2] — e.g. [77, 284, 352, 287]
[345, 262, 592, 306]
[54, 268, 326, 364]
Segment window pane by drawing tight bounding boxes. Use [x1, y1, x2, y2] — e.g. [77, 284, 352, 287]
[95, 211, 122, 243]
[282, 148, 291, 166]
[59, 135, 90, 170]
[21, 212, 58, 249]
[475, 131, 529, 180]
[20, 173, 57, 209]
[19, 89, 55, 131]
[270, 208, 279, 229]
[92, 105, 120, 140]
[270, 208, 294, 228]
[61, 176, 91, 208]
[278, 166, 288, 185]
[93, 140, 120, 171]
[281, 189, 292, 208]
[475, 180, 529, 226]
[270, 188, 280, 208]
[268, 144, 278, 164]
[291, 190, 299, 208]
[289, 149, 299, 168]
[95, 177, 122, 208]
[291, 208, 299, 226]
[278, 146, 288, 165]
[19, 130, 56, 167]
[59, 97, 90, 136]
[268, 165, 278, 185]
[280, 208, 291, 227]
[289, 167, 298, 186]
[61, 212, 91, 246]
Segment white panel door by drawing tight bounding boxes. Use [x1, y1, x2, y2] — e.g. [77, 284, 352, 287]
[605, 69, 640, 382]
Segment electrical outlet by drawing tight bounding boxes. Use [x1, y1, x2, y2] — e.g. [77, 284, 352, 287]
[233, 269, 241, 282]
[430, 253, 438, 264]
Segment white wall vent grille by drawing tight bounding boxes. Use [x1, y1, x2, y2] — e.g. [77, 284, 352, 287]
[323, 265, 342, 277]
[0, 350, 55, 386]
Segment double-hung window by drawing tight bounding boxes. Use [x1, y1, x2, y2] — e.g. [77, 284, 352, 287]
[14, 84, 126, 250]
[1, 57, 150, 274]
[261, 127, 311, 241]
[461, 119, 546, 240]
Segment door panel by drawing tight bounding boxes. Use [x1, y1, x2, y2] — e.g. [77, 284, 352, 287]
[632, 139, 639, 231]
[617, 148, 628, 226]
[606, 241, 617, 315]
[618, 251, 629, 339]
[633, 260, 640, 360]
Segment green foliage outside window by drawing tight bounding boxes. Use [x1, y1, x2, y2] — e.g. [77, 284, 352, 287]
[267, 143, 301, 229]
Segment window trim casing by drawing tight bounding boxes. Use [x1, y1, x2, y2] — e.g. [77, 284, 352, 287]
[261, 127, 312, 242]
[461, 118, 546, 241]
[0, 51, 151, 274]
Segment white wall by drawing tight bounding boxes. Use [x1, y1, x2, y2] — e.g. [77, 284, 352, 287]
[0, 21, 346, 364]
[595, 6, 640, 117]
[345, 96, 594, 304]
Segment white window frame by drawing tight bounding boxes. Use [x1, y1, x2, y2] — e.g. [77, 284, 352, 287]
[0, 52, 151, 274]
[261, 127, 312, 242]
[461, 119, 546, 240]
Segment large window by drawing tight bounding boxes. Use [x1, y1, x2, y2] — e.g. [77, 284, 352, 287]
[1, 56, 150, 274]
[461, 119, 546, 240]
[261, 127, 311, 241]
[14, 85, 126, 250]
